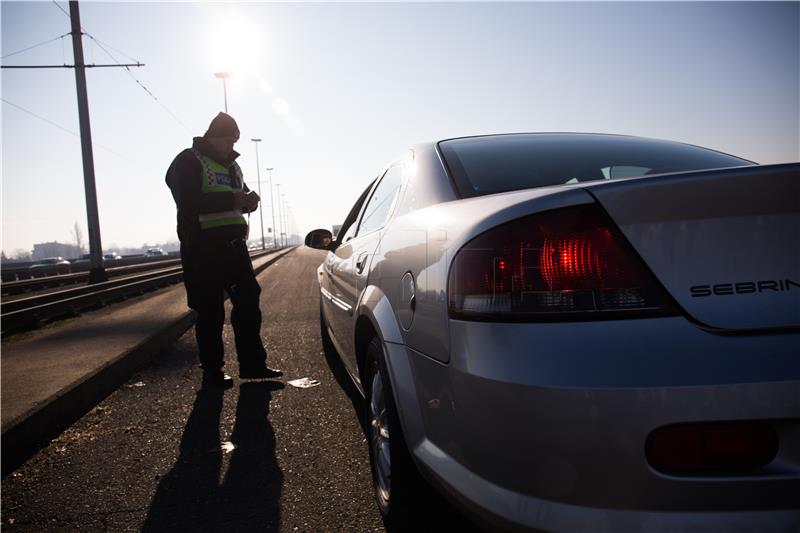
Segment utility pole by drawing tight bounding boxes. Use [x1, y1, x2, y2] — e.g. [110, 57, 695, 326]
[251, 139, 265, 250]
[69, 1, 106, 283]
[3, 0, 144, 284]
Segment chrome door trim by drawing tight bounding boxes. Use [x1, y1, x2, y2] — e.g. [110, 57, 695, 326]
[321, 286, 352, 314]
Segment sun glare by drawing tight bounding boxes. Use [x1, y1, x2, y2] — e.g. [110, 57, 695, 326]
[207, 14, 261, 76]
[272, 98, 290, 116]
[257, 74, 273, 95]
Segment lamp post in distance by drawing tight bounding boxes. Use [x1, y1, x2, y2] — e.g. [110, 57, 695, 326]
[275, 183, 284, 248]
[283, 201, 294, 246]
[250, 139, 266, 250]
[281, 193, 290, 246]
[266, 167, 277, 249]
[213, 72, 232, 112]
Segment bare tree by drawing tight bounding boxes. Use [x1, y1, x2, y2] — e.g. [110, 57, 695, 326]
[13, 249, 32, 262]
[71, 221, 85, 252]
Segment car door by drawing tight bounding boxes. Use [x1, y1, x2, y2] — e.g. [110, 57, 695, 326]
[323, 183, 373, 358]
[328, 164, 405, 373]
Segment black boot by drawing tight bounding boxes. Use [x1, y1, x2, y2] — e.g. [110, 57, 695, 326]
[239, 365, 283, 379]
[202, 369, 234, 389]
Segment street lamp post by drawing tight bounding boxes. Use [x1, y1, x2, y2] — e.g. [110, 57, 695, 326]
[282, 194, 290, 246]
[266, 168, 276, 249]
[251, 139, 266, 250]
[276, 183, 284, 248]
[284, 203, 293, 245]
[213, 72, 232, 112]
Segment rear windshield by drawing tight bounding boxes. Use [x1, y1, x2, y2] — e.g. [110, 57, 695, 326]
[438, 134, 753, 198]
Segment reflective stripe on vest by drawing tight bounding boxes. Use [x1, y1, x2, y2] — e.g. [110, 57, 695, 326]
[198, 210, 247, 229]
[191, 148, 247, 230]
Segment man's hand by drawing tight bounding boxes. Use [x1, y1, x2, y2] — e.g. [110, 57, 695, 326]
[243, 191, 260, 213]
[235, 190, 260, 213]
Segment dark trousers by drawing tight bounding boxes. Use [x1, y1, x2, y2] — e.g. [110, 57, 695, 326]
[181, 238, 267, 371]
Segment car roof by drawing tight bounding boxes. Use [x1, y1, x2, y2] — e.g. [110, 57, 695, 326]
[431, 132, 753, 163]
[438, 132, 671, 144]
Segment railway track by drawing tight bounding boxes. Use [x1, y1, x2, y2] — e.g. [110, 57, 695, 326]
[1, 258, 181, 297]
[1, 249, 280, 336]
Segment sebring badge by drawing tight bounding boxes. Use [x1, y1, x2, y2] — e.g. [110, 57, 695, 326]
[690, 279, 800, 297]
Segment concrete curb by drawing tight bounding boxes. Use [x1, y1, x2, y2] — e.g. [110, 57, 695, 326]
[1, 247, 295, 477]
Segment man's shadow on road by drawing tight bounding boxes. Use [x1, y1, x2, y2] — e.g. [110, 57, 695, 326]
[142, 380, 284, 532]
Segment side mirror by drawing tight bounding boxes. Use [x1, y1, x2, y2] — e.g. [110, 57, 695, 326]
[305, 229, 334, 250]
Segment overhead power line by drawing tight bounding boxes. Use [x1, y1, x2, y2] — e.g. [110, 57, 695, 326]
[51, 1, 71, 19]
[48, 0, 191, 134]
[84, 33, 191, 134]
[1, 97, 152, 169]
[1, 33, 70, 60]
[3, 64, 143, 69]
[2, 98, 76, 137]
[86, 35, 140, 65]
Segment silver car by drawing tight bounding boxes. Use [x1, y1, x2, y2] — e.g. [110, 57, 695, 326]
[29, 256, 71, 277]
[305, 133, 800, 531]
[145, 248, 167, 257]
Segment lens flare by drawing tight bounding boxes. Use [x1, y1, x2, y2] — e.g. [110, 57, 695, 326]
[272, 98, 290, 116]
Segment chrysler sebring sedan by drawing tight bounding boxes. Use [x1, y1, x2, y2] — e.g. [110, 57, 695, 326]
[305, 133, 800, 532]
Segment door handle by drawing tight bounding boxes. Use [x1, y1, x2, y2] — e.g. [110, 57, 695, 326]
[356, 252, 369, 274]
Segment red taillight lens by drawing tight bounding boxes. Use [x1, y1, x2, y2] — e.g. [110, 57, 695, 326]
[448, 204, 675, 319]
[646, 422, 779, 475]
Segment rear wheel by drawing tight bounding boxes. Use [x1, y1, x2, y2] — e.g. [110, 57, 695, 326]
[364, 336, 424, 525]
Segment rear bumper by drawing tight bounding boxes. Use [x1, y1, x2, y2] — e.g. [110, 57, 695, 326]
[384, 316, 800, 531]
[414, 438, 800, 533]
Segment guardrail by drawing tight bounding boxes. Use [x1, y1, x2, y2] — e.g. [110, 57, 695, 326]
[1, 249, 282, 336]
[2, 258, 182, 297]
[1, 253, 181, 282]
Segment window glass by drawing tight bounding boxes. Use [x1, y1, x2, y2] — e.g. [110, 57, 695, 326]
[439, 134, 753, 198]
[603, 165, 652, 179]
[339, 218, 358, 243]
[336, 180, 375, 244]
[357, 165, 404, 236]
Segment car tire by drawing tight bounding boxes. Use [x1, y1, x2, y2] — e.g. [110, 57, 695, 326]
[319, 294, 338, 356]
[364, 335, 425, 527]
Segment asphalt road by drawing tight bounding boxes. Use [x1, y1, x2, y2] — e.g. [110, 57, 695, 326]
[2, 246, 480, 532]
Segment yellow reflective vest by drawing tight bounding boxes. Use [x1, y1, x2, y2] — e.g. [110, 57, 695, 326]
[191, 148, 247, 230]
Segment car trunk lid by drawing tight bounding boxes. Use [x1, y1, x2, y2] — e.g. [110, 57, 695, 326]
[585, 163, 800, 331]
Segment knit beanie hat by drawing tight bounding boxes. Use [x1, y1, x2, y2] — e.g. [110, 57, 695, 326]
[204, 112, 240, 139]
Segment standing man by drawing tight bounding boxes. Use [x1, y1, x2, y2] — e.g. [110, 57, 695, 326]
[166, 112, 282, 388]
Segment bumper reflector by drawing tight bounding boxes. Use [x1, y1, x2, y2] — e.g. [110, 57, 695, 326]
[646, 421, 778, 475]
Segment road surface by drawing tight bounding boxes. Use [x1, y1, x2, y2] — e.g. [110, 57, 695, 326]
[2, 246, 480, 532]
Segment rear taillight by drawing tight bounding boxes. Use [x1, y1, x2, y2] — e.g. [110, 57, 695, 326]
[448, 204, 675, 320]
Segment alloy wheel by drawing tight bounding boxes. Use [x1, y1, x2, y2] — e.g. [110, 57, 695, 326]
[369, 364, 391, 503]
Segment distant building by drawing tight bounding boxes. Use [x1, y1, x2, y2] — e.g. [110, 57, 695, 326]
[332, 225, 342, 238]
[32, 241, 83, 260]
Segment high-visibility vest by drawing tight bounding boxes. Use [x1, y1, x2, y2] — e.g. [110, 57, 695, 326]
[191, 148, 247, 230]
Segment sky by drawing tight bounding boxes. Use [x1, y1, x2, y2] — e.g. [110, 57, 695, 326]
[2, 1, 798, 257]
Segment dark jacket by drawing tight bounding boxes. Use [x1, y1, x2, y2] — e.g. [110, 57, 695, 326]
[166, 137, 251, 246]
